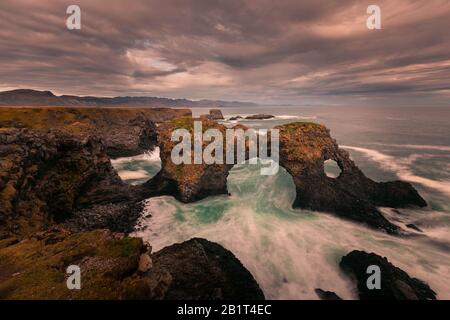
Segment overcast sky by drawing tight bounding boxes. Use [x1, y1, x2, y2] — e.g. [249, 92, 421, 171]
[0, 0, 449, 106]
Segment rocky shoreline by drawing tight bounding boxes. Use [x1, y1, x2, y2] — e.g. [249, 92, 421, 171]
[144, 116, 426, 234]
[0, 229, 264, 299]
[0, 107, 436, 300]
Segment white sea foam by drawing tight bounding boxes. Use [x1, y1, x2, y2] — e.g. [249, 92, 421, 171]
[342, 145, 450, 197]
[110, 147, 161, 165]
[118, 169, 150, 180]
[385, 117, 408, 121]
[111, 147, 161, 183]
[133, 164, 450, 300]
[370, 143, 450, 152]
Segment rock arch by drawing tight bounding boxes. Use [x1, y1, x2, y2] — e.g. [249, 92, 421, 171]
[143, 118, 426, 234]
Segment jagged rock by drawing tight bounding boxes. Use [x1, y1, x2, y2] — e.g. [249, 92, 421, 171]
[276, 123, 426, 234]
[245, 114, 275, 120]
[138, 253, 152, 273]
[315, 288, 342, 300]
[0, 107, 191, 158]
[144, 119, 426, 233]
[151, 238, 265, 299]
[340, 250, 436, 300]
[63, 201, 144, 234]
[209, 109, 224, 120]
[0, 128, 136, 238]
[144, 117, 233, 202]
[0, 230, 264, 300]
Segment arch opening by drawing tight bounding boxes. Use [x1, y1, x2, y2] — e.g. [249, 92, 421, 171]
[324, 159, 342, 178]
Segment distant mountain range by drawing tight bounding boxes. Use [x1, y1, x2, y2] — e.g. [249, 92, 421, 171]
[0, 89, 258, 108]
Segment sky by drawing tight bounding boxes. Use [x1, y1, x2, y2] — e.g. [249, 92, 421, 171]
[0, 0, 449, 106]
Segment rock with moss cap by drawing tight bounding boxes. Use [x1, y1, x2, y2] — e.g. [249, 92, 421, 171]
[209, 109, 224, 120]
[276, 122, 426, 234]
[144, 120, 426, 234]
[143, 117, 234, 202]
[0, 230, 264, 300]
[0, 128, 136, 238]
[0, 107, 191, 158]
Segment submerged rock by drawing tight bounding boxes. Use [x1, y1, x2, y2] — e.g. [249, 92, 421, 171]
[245, 114, 275, 120]
[340, 250, 436, 300]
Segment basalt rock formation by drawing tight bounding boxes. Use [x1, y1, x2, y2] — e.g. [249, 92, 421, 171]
[151, 238, 265, 299]
[0, 229, 264, 300]
[340, 250, 436, 300]
[0, 128, 137, 238]
[144, 119, 426, 233]
[144, 117, 234, 202]
[0, 107, 191, 158]
[0, 108, 265, 300]
[208, 109, 224, 120]
[276, 122, 426, 234]
[245, 114, 275, 120]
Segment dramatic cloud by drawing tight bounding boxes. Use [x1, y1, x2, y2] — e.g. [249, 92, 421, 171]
[0, 0, 449, 106]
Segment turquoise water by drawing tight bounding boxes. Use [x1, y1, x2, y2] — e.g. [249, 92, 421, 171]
[113, 106, 450, 299]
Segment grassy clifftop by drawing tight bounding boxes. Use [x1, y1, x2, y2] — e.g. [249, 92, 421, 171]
[0, 107, 191, 134]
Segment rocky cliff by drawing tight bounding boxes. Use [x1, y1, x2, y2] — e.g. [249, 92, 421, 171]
[144, 117, 234, 202]
[144, 119, 426, 234]
[0, 128, 137, 238]
[0, 108, 265, 300]
[277, 122, 426, 234]
[0, 229, 264, 299]
[0, 107, 191, 158]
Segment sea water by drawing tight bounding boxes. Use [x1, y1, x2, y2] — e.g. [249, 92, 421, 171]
[112, 106, 450, 299]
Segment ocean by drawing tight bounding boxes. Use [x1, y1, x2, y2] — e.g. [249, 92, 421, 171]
[112, 106, 450, 299]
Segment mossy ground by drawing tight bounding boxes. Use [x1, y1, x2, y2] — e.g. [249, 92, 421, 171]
[0, 229, 146, 299]
[0, 107, 188, 136]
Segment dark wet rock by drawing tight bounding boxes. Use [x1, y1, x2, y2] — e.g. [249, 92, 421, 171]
[340, 250, 436, 300]
[245, 114, 275, 120]
[406, 224, 423, 232]
[209, 109, 224, 120]
[228, 115, 243, 121]
[0, 231, 264, 300]
[63, 201, 145, 234]
[315, 288, 342, 300]
[0, 128, 137, 238]
[152, 238, 265, 299]
[144, 117, 233, 202]
[276, 123, 426, 234]
[144, 119, 426, 233]
[0, 107, 191, 158]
